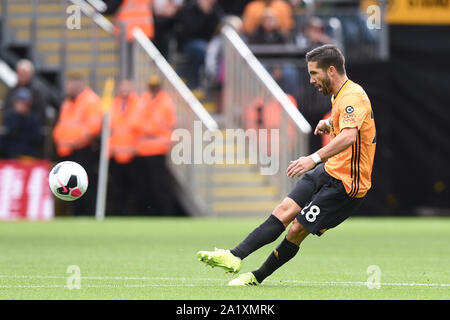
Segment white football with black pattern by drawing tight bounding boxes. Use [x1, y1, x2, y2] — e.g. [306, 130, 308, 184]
[48, 161, 88, 201]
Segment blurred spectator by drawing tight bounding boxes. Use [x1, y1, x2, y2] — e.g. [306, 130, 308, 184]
[287, 0, 310, 14]
[247, 8, 299, 100]
[176, 0, 223, 88]
[295, 16, 333, 51]
[115, 0, 154, 77]
[103, 0, 124, 14]
[269, 63, 300, 99]
[107, 79, 141, 215]
[247, 8, 288, 44]
[136, 75, 177, 216]
[3, 59, 56, 129]
[153, 0, 184, 58]
[115, 0, 154, 42]
[242, 0, 294, 36]
[204, 15, 243, 112]
[205, 15, 243, 87]
[0, 87, 43, 159]
[109, 80, 140, 165]
[52, 72, 103, 215]
[217, 0, 253, 16]
[288, 0, 302, 6]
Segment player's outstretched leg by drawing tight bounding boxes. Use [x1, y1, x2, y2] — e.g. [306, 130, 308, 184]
[228, 218, 309, 286]
[197, 198, 300, 274]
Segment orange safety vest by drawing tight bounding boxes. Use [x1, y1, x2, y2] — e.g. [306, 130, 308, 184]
[109, 92, 141, 164]
[242, 0, 294, 35]
[115, 0, 154, 41]
[53, 88, 102, 157]
[137, 90, 176, 157]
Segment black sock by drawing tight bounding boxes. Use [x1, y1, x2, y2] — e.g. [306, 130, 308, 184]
[252, 237, 299, 284]
[230, 215, 285, 260]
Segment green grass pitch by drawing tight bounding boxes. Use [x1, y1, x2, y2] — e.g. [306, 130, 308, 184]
[0, 217, 449, 299]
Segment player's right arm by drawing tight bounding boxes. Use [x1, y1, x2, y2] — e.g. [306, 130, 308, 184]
[315, 127, 358, 162]
[286, 127, 357, 178]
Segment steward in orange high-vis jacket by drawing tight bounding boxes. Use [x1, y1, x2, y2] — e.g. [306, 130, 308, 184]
[109, 80, 141, 164]
[107, 79, 142, 215]
[52, 72, 102, 216]
[135, 75, 177, 216]
[53, 76, 102, 158]
[115, 0, 154, 41]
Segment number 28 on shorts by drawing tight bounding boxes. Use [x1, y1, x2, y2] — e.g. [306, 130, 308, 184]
[300, 203, 321, 223]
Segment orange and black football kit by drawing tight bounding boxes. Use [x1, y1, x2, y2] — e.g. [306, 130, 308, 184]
[288, 80, 376, 236]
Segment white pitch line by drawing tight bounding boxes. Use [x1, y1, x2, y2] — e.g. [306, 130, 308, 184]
[0, 275, 448, 288]
[274, 279, 450, 288]
[0, 275, 223, 281]
[0, 284, 216, 289]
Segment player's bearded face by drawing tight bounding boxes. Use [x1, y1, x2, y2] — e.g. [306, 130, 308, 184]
[316, 73, 332, 96]
[307, 61, 332, 96]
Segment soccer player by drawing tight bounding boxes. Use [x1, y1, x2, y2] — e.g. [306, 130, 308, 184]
[197, 44, 376, 286]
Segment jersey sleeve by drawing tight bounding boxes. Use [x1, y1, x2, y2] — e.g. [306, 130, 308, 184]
[337, 93, 369, 131]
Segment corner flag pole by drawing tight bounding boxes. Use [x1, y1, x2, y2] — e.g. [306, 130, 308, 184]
[95, 77, 115, 221]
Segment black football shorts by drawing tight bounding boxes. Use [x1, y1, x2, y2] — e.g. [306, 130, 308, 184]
[287, 163, 364, 236]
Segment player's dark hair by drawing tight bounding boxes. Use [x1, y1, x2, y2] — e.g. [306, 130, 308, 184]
[305, 44, 346, 75]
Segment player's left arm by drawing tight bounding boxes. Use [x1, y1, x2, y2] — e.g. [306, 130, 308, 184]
[286, 128, 358, 178]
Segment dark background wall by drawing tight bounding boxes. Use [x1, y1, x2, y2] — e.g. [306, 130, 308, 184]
[349, 25, 450, 216]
